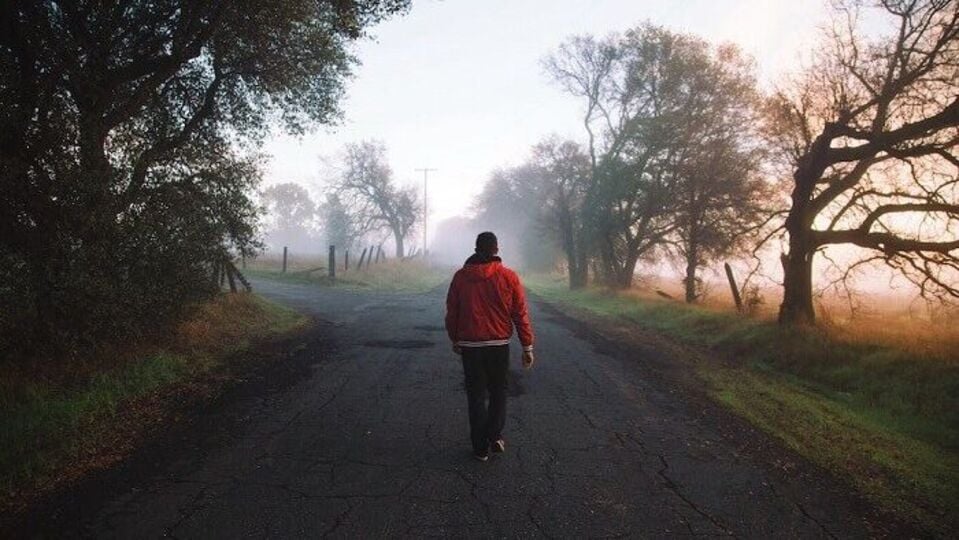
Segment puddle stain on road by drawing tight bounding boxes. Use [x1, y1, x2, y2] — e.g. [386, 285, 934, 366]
[362, 339, 435, 349]
[413, 325, 445, 332]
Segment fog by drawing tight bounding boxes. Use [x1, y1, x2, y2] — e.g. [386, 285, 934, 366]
[261, 0, 830, 238]
[254, 1, 957, 320]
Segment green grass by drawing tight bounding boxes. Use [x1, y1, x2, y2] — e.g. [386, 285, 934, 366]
[525, 274, 959, 535]
[0, 293, 307, 506]
[248, 258, 449, 293]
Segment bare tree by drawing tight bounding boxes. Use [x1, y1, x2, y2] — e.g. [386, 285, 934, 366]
[335, 141, 420, 258]
[769, 0, 959, 325]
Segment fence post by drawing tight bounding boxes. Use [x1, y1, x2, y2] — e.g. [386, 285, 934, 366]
[282, 246, 288, 273]
[724, 262, 744, 313]
[229, 261, 253, 292]
[328, 245, 336, 279]
[345, 248, 350, 271]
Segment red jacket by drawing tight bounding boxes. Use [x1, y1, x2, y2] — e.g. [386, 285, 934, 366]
[445, 255, 534, 351]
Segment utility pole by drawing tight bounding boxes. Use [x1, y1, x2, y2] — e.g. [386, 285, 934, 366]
[415, 167, 437, 256]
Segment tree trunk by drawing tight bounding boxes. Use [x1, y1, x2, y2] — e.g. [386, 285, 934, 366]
[779, 167, 819, 325]
[589, 258, 603, 286]
[561, 215, 589, 289]
[570, 251, 588, 289]
[613, 251, 640, 289]
[570, 226, 590, 289]
[614, 266, 633, 289]
[684, 248, 698, 303]
[595, 234, 618, 287]
[778, 231, 816, 325]
[684, 205, 700, 303]
[393, 229, 404, 259]
[779, 128, 837, 325]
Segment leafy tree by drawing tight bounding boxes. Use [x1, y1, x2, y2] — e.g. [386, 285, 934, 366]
[675, 136, 770, 303]
[261, 182, 318, 251]
[0, 1, 409, 353]
[669, 44, 769, 303]
[543, 33, 617, 286]
[320, 192, 364, 252]
[526, 138, 591, 286]
[547, 25, 751, 289]
[768, 0, 959, 325]
[335, 141, 420, 258]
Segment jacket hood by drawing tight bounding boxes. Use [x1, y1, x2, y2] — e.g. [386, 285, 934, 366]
[461, 253, 502, 281]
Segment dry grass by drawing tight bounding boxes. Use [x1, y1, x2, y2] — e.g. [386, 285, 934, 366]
[618, 274, 959, 362]
[818, 314, 959, 362]
[248, 255, 450, 294]
[174, 292, 306, 352]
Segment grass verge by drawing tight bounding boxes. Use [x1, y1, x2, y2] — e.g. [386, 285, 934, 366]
[525, 274, 958, 536]
[247, 258, 449, 293]
[0, 293, 307, 516]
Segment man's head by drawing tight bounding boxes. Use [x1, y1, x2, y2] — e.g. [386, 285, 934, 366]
[475, 231, 498, 256]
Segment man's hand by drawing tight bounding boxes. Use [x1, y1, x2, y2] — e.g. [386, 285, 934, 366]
[522, 350, 535, 370]
[452, 344, 462, 355]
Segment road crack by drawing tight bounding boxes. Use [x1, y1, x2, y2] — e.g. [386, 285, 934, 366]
[656, 454, 735, 537]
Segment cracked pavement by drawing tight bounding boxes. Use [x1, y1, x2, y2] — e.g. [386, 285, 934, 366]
[24, 277, 914, 538]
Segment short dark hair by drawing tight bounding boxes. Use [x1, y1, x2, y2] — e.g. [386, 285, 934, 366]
[475, 231, 498, 255]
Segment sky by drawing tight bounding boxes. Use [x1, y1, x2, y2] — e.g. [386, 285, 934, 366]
[262, 0, 832, 249]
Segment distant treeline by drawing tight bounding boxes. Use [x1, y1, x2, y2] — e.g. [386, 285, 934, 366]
[260, 139, 425, 264]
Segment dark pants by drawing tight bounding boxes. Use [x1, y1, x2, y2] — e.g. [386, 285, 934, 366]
[461, 345, 509, 454]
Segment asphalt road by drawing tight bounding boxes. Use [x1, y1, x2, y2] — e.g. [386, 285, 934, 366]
[26, 277, 913, 538]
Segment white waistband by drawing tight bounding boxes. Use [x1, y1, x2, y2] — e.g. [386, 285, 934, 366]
[458, 339, 510, 347]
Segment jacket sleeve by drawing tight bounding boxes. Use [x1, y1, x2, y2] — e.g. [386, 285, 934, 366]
[445, 273, 460, 344]
[509, 272, 534, 351]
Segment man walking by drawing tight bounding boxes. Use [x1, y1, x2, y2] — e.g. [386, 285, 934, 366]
[445, 232, 535, 461]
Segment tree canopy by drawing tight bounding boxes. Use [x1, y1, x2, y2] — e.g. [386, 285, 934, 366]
[0, 1, 410, 355]
[542, 24, 768, 292]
